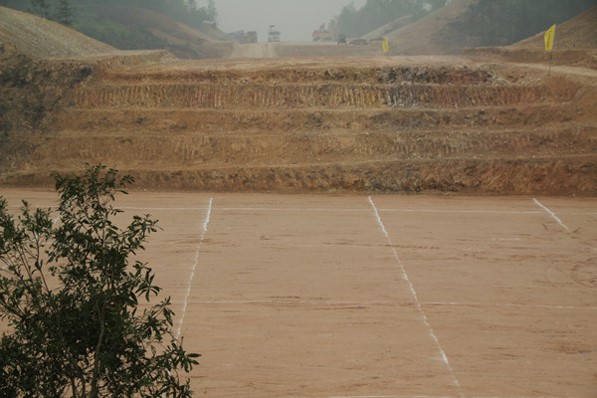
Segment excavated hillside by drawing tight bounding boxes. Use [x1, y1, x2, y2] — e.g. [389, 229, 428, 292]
[464, 6, 597, 69]
[513, 5, 597, 50]
[82, 6, 233, 59]
[0, 55, 595, 195]
[0, 5, 231, 60]
[0, 5, 115, 58]
[385, 0, 477, 55]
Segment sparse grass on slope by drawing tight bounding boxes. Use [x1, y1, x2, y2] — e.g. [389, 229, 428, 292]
[0, 5, 114, 58]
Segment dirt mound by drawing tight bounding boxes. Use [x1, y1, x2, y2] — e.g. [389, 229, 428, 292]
[386, 0, 476, 55]
[0, 6, 114, 59]
[86, 6, 232, 59]
[513, 5, 597, 50]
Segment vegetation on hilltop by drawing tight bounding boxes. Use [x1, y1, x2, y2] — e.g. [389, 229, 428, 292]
[0, 0, 218, 53]
[453, 0, 596, 46]
[335, 0, 596, 47]
[332, 0, 448, 38]
[0, 0, 217, 28]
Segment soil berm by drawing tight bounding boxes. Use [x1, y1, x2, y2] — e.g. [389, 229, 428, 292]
[0, 54, 595, 195]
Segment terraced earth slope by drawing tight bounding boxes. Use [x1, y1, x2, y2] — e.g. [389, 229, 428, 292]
[0, 56, 595, 195]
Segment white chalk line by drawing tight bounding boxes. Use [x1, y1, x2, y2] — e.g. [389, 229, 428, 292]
[379, 209, 542, 214]
[533, 198, 570, 232]
[175, 198, 213, 339]
[182, 299, 398, 306]
[220, 207, 369, 212]
[328, 396, 450, 398]
[18, 205, 210, 212]
[328, 396, 581, 398]
[16, 204, 596, 216]
[368, 196, 462, 393]
[218, 206, 590, 215]
[120, 206, 209, 211]
[423, 302, 597, 311]
[168, 299, 597, 311]
[219, 207, 597, 218]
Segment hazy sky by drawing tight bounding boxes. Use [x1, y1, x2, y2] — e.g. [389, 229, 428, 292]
[211, 0, 367, 42]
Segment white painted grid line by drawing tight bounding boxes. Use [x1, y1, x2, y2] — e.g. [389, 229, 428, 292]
[12, 204, 596, 216]
[6, 205, 211, 212]
[175, 198, 213, 339]
[533, 198, 570, 232]
[219, 207, 369, 212]
[328, 396, 450, 398]
[121, 207, 208, 211]
[220, 207, 596, 216]
[219, 207, 553, 215]
[368, 196, 462, 394]
[380, 209, 543, 214]
[327, 396, 582, 398]
[423, 302, 597, 311]
[170, 299, 597, 311]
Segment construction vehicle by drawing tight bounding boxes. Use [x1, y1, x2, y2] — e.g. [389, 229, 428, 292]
[268, 25, 280, 42]
[239, 31, 258, 44]
[312, 23, 335, 42]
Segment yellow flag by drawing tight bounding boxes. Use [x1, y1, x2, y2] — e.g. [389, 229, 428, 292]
[382, 37, 389, 54]
[544, 24, 556, 52]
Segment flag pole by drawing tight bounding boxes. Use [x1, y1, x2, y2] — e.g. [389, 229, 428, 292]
[548, 51, 554, 76]
[544, 24, 556, 77]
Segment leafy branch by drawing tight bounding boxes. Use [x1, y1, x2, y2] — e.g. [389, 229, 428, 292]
[0, 164, 199, 398]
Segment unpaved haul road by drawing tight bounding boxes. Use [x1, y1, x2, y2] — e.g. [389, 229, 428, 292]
[1, 190, 596, 398]
[517, 62, 597, 79]
[229, 42, 277, 59]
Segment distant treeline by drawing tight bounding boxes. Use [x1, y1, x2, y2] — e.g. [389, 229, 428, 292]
[0, 0, 216, 28]
[334, 0, 595, 45]
[454, 0, 596, 46]
[0, 0, 217, 50]
[333, 0, 449, 38]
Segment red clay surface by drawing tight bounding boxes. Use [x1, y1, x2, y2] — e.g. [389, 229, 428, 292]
[1, 189, 596, 397]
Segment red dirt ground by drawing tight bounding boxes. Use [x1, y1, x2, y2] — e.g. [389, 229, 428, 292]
[1, 189, 595, 397]
[1, 5, 596, 397]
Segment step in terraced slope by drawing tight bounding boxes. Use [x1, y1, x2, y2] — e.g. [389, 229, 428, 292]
[1, 57, 595, 194]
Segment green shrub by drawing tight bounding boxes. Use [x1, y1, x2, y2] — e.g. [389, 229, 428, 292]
[0, 165, 199, 398]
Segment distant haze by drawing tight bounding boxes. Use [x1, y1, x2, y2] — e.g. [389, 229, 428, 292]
[212, 0, 367, 42]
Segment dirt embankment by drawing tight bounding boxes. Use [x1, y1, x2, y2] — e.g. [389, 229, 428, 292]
[0, 4, 594, 196]
[1, 55, 595, 196]
[0, 4, 233, 60]
[0, 4, 179, 138]
[0, 48, 183, 134]
[85, 6, 233, 59]
[464, 6, 597, 69]
[514, 5, 597, 50]
[385, 0, 477, 55]
[0, 6, 115, 59]
[0, 51, 95, 134]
